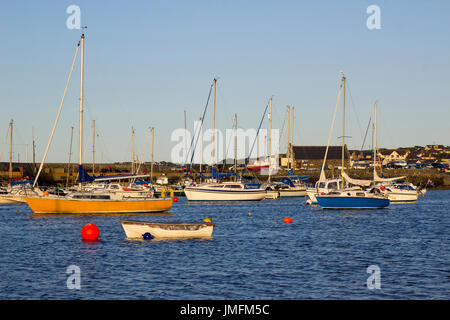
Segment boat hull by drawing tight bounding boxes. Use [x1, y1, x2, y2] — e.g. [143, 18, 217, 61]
[265, 191, 279, 199]
[386, 192, 418, 202]
[121, 220, 214, 239]
[24, 196, 173, 214]
[0, 196, 20, 204]
[306, 189, 319, 204]
[184, 188, 266, 201]
[316, 196, 389, 209]
[279, 189, 307, 197]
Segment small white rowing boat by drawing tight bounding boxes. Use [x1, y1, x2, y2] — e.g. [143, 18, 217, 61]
[120, 220, 215, 239]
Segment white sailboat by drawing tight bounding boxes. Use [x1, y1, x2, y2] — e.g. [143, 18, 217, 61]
[0, 120, 38, 204]
[184, 79, 266, 201]
[371, 103, 419, 202]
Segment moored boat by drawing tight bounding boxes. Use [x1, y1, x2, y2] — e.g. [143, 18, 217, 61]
[25, 34, 173, 214]
[316, 188, 390, 209]
[120, 220, 214, 239]
[184, 181, 266, 201]
[25, 193, 173, 214]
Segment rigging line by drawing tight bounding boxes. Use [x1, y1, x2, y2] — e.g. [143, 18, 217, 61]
[33, 40, 80, 188]
[361, 116, 372, 151]
[346, 80, 364, 146]
[320, 83, 343, 180]
[278, 108, 288, 152]
[224, 116, 235, 165]
[241, 102, 269, 177]
[186, 81, 214, 167]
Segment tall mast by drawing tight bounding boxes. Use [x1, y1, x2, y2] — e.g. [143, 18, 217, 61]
[341, 75, 346, 188]
[9, 119, 13, 183]
[212, 78, 217, 167]
[199, 117, 203, 173]
[66, 126, 74, 188]
[269, 98, 272, 163]
[373, 102, 378, 179]
[78, 33, 85, 190]
[234, 113, 237, 181]
[131, 127, 135, 174]
[291, 106, 295, 169]
[151, 127, 154, 181]
[184, 110, 187, 161]
[92, 119, 95, 174]
[287, 106, 291, 169]
[32, 127, 36, 175]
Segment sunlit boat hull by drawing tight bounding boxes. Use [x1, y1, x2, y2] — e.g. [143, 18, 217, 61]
[0, 196, 20, 204]
[386, 192, 418, 202]
[121, 220, 214, 239]
[316, 196, 389, 209]
[24, 196, 173, 214]
[184, 187, 266, 201]
[306, 188, 319, 204]
[279, 188, 307, 197]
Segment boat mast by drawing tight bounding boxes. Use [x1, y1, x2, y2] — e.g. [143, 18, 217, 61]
[184, 110, 187, 161]
[32, 127, 36, 175]
[287, 106, 291, 170]
[269, 98, 272, 163]
[341, 75, 346, 189]
[92, 119, 95, 174]
[291, 106, 295, 169]
[9, 119, 13, 184]
[151, 127, 154, 182]
[212, 78, 217, 168]
[199, 117, 203, 174]
[131, 127, 135, 174]
[78, 33, 85, 190]
[234, 113, 237, 181]
[373, 101, 378, 182]
[66, 126, 74, 189]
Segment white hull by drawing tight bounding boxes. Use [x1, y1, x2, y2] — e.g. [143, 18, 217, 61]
[386, 192, 418, 202]
[184, 187, 266, 201]
[0, 196, 20, 204]
[306, 189, 319, 204]
[279, 188, 307, 197]
[121, 220, 214, 239]
[0, 195, 27, 203]
[265, 191, 279, 199]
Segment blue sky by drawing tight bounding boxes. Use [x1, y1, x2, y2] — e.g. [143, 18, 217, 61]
[1, 0, 449, 163]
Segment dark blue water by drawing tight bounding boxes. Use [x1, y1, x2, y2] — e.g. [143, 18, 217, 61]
[0, 191, 448, 299]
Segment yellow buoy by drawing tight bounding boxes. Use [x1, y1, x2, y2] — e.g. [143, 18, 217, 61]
[248, 212, 252, 217]
[203, 218, 212, 223]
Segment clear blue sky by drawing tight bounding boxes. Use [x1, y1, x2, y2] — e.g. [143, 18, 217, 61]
[1, 0, 449, 163]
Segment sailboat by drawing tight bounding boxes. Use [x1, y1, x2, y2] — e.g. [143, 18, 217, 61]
[315, 75, 389, 209]
[0, 120, 38, 204]
[184, 79, 266, 201]
[24, 34, 172, 214]
[371, 103, 420, 202]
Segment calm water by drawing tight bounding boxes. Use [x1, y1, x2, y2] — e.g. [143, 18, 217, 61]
[0, 191, 448, 300]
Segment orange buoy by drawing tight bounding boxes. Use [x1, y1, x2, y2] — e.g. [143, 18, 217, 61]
[283, 217, 293, 224]
[81, 224, 100, 241]
[173, 197, 179, 202]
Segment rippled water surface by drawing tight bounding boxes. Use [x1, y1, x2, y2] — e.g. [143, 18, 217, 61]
[0, 191, 449, 299]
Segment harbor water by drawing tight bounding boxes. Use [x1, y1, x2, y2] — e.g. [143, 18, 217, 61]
[0, 191, 448, 299]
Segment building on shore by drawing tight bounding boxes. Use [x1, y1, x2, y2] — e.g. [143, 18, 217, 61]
[279, 146, 349, 169]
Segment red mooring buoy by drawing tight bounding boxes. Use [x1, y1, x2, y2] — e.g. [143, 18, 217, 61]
[81, 224, 100, 241]
[173, 197, 179, 202]
[283, 217, 293, 224]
